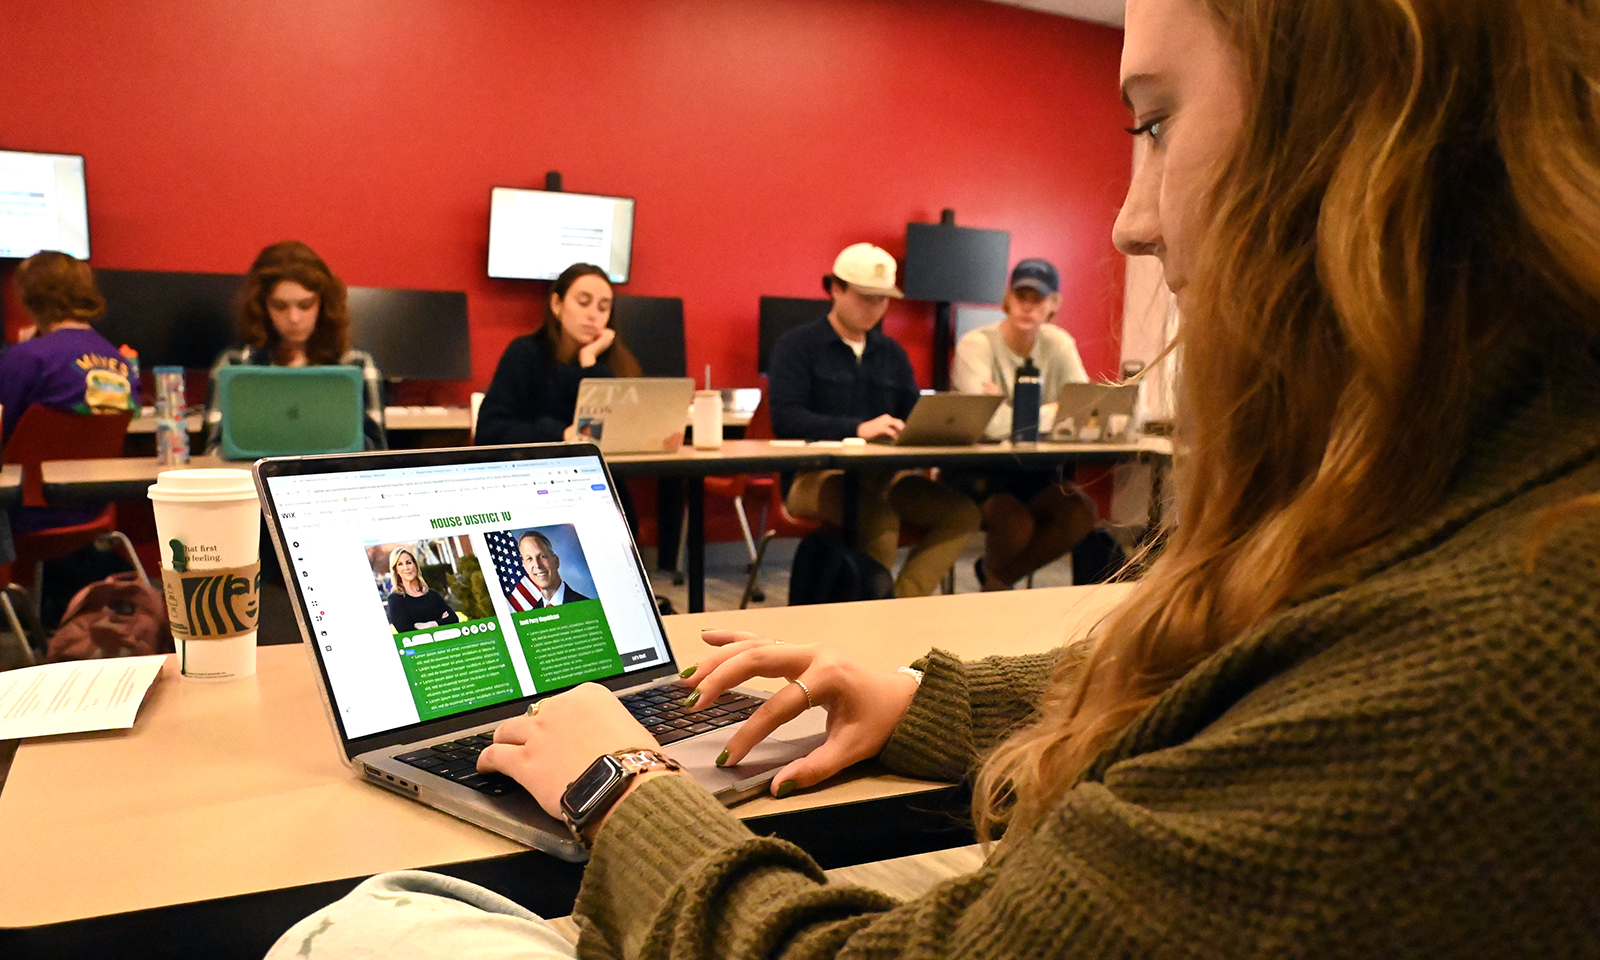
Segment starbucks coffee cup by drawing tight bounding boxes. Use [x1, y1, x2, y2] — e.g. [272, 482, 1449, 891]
[148, 469, 263, 680]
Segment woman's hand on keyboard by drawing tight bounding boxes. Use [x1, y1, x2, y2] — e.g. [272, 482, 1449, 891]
[683, 631, 920, 797]
[477, 683, 667, 819]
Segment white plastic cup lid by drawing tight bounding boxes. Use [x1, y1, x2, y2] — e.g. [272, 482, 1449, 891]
[148, 468, 259, 502]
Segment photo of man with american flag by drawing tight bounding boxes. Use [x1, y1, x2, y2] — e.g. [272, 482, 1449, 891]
[483, 523, 598, 612]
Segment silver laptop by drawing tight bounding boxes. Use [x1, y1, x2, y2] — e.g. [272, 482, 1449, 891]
[1050, 383, 1140, 442]
[254, 443, 825, 862]
[881, 393, 1003, 446]
[573, 378, 695, 454]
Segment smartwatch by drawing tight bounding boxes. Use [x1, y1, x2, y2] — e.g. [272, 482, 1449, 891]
[560, 748, 682, 847]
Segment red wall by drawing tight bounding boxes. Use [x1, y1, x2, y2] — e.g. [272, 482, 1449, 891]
[1, 0, 1129, 398]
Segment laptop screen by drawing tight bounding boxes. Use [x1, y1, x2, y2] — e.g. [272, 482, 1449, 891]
[264, 452, 670, 740]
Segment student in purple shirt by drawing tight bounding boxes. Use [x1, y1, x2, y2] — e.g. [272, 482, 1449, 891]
[0, 251, 140, 447]
[1, 252, 140, 538]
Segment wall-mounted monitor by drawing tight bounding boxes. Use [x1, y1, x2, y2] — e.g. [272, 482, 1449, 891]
[487, 187, 634, 283]
[0, 149, 90, 260]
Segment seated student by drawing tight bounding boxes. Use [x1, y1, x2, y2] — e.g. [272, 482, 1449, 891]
[384, 547, 460, 634]
[0, 251, 140, 534]
[268, 0, 1600, 955]
[475, 263, 642, 445]
[512, 531, 589, 607]
[767, 242, 981, 599]
[951, 258, 1099, 590]
[204, 241, 387, 452]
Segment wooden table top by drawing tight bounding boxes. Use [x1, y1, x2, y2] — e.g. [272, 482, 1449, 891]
[0, 584, 1130, 927]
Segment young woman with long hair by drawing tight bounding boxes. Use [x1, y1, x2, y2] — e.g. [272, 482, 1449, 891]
[269, 0, 1600, 956]
[204, 241, 387, 451]
[383, 547, 460, 635]
[474, 262, 642, 446]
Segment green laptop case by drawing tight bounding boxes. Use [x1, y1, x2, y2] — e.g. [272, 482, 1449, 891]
[216, 365, 365, 460]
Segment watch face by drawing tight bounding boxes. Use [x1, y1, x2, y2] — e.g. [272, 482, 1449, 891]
[562, 755, 626, 820]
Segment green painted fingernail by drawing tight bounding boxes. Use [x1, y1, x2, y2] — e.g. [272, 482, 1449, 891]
[715, 748, 729, 766]
[683, 690, 700, 708]
[775, 780, 797, 798]
[679, 664, 697, 678]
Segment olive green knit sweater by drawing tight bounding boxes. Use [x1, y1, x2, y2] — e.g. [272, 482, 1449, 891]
[573, 387, 1600, 959]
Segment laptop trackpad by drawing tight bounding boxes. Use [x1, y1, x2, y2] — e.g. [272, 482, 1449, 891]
[670, 708, 829, 795]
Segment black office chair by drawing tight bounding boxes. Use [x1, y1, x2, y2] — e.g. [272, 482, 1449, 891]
[758, 296, 830, 376]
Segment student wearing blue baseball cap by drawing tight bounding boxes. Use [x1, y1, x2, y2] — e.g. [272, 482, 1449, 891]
[951, 258, 1099, 590]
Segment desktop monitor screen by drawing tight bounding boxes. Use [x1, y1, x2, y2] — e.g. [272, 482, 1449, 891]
[902, 222, 1009, 305]
[487, 187, 634, 283]
[0, 150, 89, 260]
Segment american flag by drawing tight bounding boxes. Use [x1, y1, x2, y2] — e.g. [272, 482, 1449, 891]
[484, 530, 543, 612]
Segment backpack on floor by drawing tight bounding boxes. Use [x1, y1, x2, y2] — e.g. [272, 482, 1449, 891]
[788, 528, 894, 605]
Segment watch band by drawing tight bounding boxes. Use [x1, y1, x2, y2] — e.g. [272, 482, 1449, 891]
[561, 748, 682, 850]
[611, 748, 683, 777]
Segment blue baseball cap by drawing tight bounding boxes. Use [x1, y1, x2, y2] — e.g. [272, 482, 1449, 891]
[1009, 258, 1060, 296]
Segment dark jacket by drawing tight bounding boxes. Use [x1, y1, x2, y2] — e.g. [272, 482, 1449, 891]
[477, 332, 620, 445]
[767, 316, 921, 441]
[384, 588, 460, 634]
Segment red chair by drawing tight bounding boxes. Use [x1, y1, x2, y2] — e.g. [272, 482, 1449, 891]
[2, 406, 144, 611]
[704, 395, 779, 570]
[702, 395, 827, 606]
[738, 469, 822, 607]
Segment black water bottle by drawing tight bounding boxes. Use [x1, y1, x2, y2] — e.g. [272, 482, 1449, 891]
[1011, 358, 1041, 443]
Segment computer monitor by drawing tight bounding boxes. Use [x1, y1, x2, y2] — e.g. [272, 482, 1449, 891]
[0, 149, 89, 260]
[95, 269, 240, 370]
[346, 287, 471, 381]
[902, 222, 1010, 304]
[96, 269, 472, 380]
[487, 187, 635, 283]
[609, 295, 686, 378]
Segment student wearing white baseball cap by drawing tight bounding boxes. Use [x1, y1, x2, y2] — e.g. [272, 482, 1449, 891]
[766, 242, 979, 598]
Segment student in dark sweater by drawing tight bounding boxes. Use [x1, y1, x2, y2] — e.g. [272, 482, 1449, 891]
[767, 243, 980, 598]
[475, 263, 642, 445]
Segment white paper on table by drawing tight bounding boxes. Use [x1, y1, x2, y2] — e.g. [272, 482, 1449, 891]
[0, 655, 167, 739]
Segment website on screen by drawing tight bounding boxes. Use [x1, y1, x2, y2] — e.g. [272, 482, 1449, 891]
[267, 456, 668, 739]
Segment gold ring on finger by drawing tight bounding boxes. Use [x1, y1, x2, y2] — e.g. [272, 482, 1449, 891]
[527, 701, 542, 717]
[790, 678, 815, 710]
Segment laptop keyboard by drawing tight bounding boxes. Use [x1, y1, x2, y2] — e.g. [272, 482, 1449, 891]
[393, 682, 766, 796]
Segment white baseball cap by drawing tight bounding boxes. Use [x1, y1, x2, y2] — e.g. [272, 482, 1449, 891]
[830, 242, 904, 298]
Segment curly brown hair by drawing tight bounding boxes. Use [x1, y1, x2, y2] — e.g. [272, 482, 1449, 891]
[236, 241, 350, 365]
[16, 251, 105, 333]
